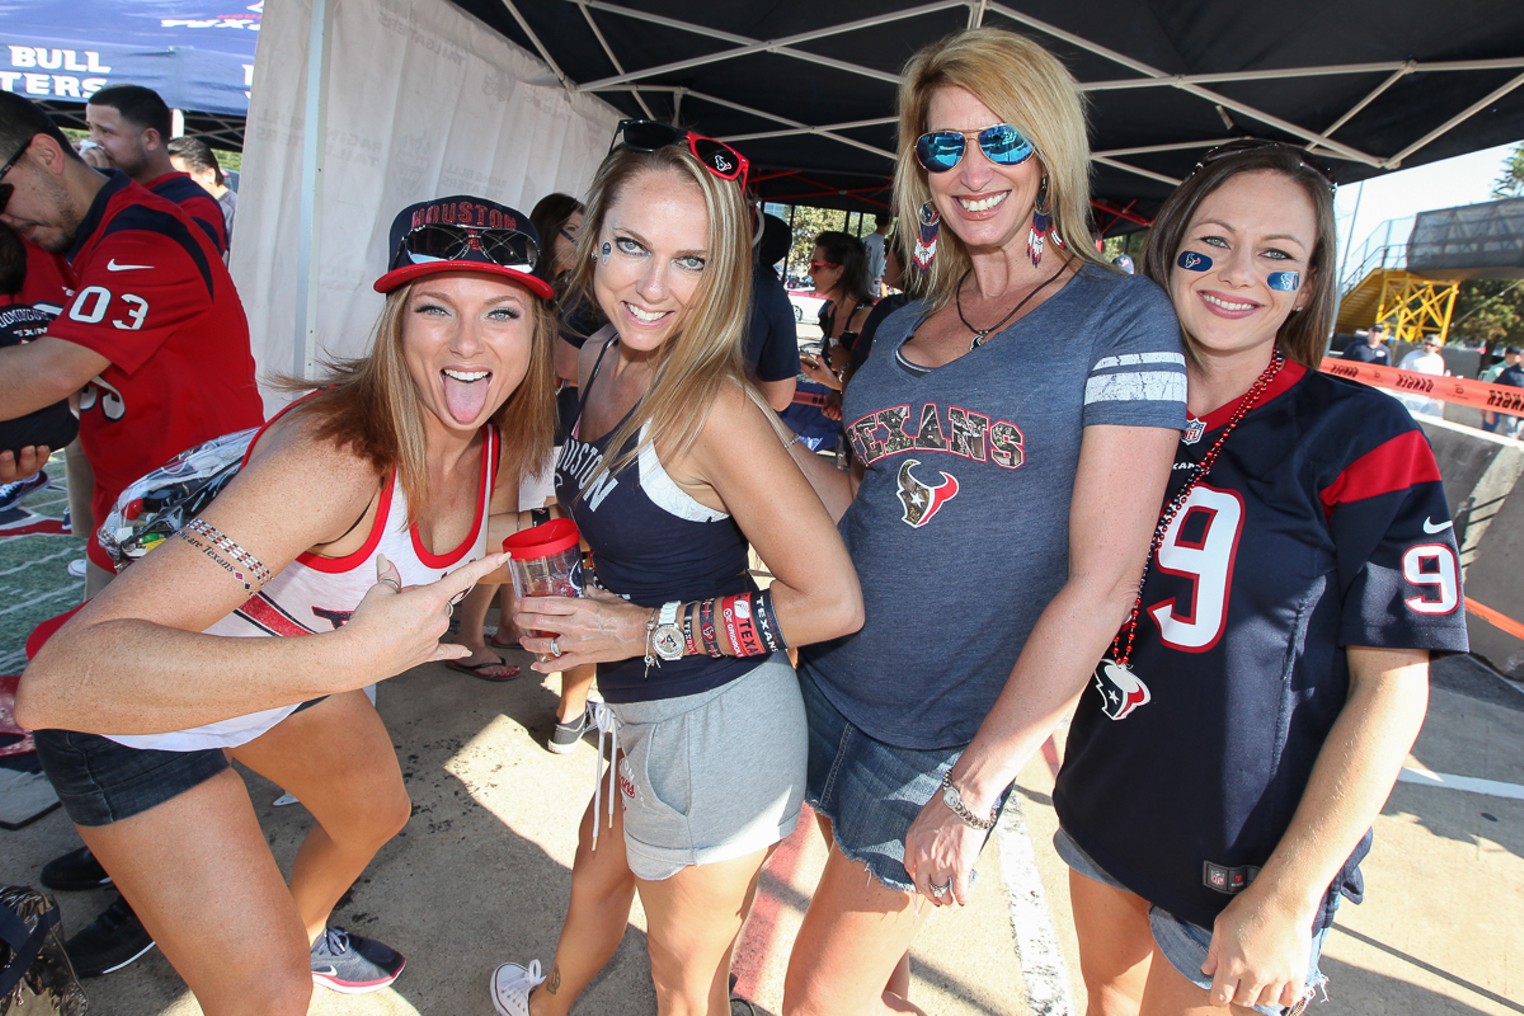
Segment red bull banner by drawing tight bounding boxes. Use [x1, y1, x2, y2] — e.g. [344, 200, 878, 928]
[1320, 357, 1524, 418]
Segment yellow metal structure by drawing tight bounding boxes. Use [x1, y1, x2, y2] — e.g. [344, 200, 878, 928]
[1337, 267, 1459, 343]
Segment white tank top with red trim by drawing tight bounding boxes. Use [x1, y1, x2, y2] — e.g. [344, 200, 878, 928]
[105, 424, 500, 752]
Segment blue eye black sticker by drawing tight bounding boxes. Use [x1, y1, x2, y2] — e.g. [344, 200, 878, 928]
[1177, 250, 1212, 272]
[599, 241, 612, 265]
[1267, 271, 1301, 291]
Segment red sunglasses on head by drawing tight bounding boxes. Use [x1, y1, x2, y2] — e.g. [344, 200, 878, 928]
[809, 260, 839, 271]
[611, 119, 750, 190]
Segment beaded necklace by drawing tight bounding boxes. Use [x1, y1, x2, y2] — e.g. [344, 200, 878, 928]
[1104, 347, 1285, 675]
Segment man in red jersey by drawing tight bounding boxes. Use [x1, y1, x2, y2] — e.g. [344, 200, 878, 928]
[86, 84, 228, 255]
[0, 90, 263, 976]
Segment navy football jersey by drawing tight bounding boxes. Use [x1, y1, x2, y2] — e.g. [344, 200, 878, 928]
[1055, 361, 1468, 933]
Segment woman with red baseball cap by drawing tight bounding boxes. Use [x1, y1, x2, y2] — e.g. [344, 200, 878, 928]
[18, 194, 557, 1012]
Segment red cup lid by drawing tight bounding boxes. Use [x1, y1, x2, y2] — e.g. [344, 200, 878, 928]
[502, 517, 580, 559]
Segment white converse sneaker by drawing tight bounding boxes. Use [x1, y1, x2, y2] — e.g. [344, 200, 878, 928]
[490, 958, 545, 1016]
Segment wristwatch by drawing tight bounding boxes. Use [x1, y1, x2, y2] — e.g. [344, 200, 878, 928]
[651, 601, 685, 661]
[940, 771, 996, 831]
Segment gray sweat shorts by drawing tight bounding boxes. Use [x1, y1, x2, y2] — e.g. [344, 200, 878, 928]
[610, 652, 805, 881]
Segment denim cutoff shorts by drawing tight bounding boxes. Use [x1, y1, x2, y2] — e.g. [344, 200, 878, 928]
[1055, 826, 1332, 1016]
[35, 728, 230, 828]
[800, 667, 1009, 893]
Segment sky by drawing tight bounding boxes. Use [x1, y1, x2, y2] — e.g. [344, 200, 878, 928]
[1334, 141, 1520, 281]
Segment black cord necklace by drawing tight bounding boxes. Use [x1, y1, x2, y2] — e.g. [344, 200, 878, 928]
[955, 256, 1071, 351]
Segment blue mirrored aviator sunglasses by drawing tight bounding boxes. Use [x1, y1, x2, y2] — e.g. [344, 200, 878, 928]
[915, 124, 1035, 173]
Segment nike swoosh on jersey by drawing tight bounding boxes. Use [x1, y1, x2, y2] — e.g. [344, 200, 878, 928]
[105, 259, 153, 271]
[1422, 517, 1454, 534]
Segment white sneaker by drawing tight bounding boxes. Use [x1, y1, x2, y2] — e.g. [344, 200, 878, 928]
[67, 558, 87, 578]
[490, 959, 545, 1016]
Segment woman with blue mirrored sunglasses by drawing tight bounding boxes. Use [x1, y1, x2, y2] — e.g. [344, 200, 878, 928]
[782, 26, 1188, 1016]
[914, 122, 1035, 173]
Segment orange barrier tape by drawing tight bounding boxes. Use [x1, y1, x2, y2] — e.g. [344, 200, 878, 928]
[1319, 358, 1524, 418]
[1464, 597, 1524, 641]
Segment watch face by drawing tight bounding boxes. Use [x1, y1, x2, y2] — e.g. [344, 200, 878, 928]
[943, 784, 961, 808]
[653, 627, 684, 660]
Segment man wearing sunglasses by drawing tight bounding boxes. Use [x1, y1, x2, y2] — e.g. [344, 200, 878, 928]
[0, 90, 262, 978]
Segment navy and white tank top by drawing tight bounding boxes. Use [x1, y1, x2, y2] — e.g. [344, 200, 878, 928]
[555, 336, 757, 703]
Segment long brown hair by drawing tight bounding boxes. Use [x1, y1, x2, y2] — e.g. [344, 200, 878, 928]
[1141, 147, 1337, 369]
[892, 27, 1103, 311]
[272, 279, 557, 520]
[565, 142, 753, 486]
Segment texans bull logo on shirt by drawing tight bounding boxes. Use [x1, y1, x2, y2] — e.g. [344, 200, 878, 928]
[895, 459, 959, 528]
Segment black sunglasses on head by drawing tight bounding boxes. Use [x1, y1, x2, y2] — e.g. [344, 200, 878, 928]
[610, 119, 750, 189]
[1194, 139, 1337, 191]
[394, 223, 539, 273]
[0, 134, 38, 217]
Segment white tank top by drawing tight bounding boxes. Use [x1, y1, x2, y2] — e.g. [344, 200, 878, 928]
[106, 423, 499, 751]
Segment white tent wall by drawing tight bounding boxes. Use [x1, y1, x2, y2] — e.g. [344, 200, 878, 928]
[232, 0, 619, 412]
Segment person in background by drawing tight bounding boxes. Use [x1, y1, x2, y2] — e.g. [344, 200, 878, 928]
[0, 221, 75, 503]
[1492, 350, 1524, 437]
[167, 136, 237, 251]
[1340, 322, 1390, 365]
[862, 211, 891, 296]
[746, 213, 801, 411]
[85, 84, 227, 255]
[781, 27, 1184, 1015]
[1055, 141, 1468, 1016]
[1481, 344, 1521, 432]
[17, 193, 558, 1012]
[1396, 334, 1447, 416]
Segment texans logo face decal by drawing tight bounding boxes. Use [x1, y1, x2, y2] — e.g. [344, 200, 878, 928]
[1092, 658, 1151, 720]
[896, 458, 959, 528]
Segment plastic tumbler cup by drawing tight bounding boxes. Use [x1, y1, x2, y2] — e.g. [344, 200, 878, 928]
[502, 518, 585, 637]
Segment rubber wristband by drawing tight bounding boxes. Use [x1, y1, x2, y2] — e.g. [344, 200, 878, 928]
[729, 593, 764, 656]
[752, 587, 786, 652]
[699, 598, 722, 657]
[681, 603, 698, 658]
[720, 594, 744, 657]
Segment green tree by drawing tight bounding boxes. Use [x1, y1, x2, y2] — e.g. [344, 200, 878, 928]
[1450, 279, 1524, 347]
[1491, 142, 1524, 199]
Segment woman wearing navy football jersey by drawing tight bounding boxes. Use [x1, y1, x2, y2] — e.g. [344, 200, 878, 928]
[487, 123, 861, 1016]
[781, 28, 1188, 1016]
[1054, 144, 1469, 1015]
[19, 195, 558, 1013]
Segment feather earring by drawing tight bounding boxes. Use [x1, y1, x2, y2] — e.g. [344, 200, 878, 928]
[1027, 176, 1052, 267]
[913, 201, 940, 272]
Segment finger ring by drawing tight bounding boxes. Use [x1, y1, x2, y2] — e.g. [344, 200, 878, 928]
[549, 637, 563, 658]
[930, 880, 950, 898]
[379, 577, 401, 593]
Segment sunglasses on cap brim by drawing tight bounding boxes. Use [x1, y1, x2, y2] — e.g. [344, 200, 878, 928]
[611, 119, 750, 190]
[396, 223, 539, 274]
[1194, 139, 1337, 191]
[914, 123, 1035, 173]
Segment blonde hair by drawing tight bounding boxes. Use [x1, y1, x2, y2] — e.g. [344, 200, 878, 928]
[893, 27, 1103, 310]
[566, 142, 754, 485]
[272, 278, 558, 521]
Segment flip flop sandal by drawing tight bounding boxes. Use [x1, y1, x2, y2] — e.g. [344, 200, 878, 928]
[445, 655, 521, 682]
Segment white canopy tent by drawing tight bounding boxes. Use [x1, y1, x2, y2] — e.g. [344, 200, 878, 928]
[231, 0, 619, 409]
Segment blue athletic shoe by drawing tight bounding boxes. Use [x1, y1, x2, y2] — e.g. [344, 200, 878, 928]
[0, 471, 48, 511]
[310, 926, 406, 994]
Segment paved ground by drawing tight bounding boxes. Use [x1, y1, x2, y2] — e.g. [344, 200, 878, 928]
[1, 454, 1521, 1015]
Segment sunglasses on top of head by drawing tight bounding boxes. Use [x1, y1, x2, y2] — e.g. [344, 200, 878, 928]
[1193, 139, 1337, 192]
[396, 223, 539, 273]
[611, 118, 750, 190]
[914, 123, 1036, 173]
